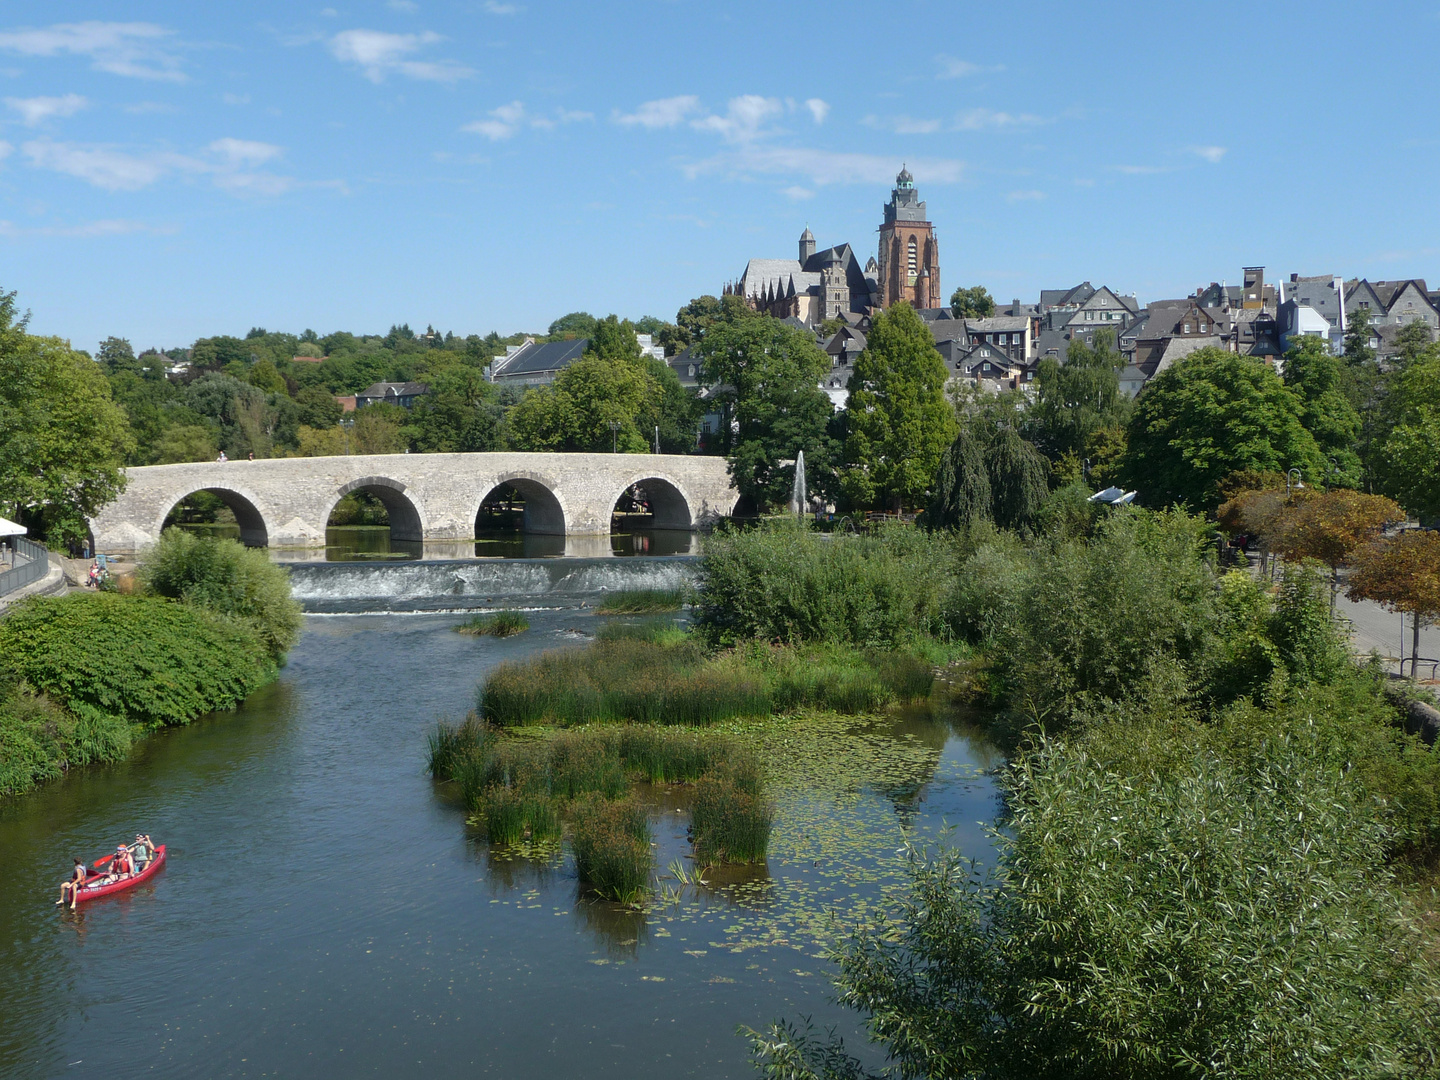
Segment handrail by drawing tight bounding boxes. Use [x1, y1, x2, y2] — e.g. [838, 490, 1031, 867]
[0, 536, 49, 596]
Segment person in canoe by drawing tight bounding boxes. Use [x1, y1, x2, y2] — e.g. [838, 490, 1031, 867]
[101, 842, 134, 884]
[131, 835, 155, 871]
[57, 858, 88, 909]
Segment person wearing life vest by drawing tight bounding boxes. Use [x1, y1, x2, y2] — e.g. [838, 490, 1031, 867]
[57, 858, 88, 909]
[106, 843, 134, 883]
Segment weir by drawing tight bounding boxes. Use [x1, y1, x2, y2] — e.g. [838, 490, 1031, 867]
[284, 555, 700, 613]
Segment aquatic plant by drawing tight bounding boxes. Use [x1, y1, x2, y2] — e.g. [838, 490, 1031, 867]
[570, 794, 653, 903]
[690, 759, 772, 865]
[478, 786, 561, 844]
[455, 610, 530, 637]
[594, 616, 691, 646]
[426, 713, 491, 778]
[594, 587, 693, 614]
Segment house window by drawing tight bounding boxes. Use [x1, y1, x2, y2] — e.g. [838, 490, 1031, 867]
[1183, 324, 1191, 333]
[1199, 322, 1207, 333]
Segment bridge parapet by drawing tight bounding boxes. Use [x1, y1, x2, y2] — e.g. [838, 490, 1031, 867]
[88, 452, 738, 553]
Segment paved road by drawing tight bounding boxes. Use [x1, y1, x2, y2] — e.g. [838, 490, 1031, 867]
[1334, 592, 1439, 679]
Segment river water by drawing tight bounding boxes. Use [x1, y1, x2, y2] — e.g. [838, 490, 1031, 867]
[0, 557, 1001, 1079]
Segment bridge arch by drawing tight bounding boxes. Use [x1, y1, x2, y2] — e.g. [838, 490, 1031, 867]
[474, 475, 568, 536]
[157, 486, 272, 547]
[609, 475, 694, 531]
[325, 476, 427, 542]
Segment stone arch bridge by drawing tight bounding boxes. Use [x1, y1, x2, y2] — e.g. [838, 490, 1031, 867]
[89, 452, 738, 553]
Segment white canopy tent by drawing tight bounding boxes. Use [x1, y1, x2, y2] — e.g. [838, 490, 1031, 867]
[0, 516, 27, 537]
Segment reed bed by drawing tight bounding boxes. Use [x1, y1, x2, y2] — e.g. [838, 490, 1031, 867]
[690, 759, 772, 865]
[594, 587, 693, 614]
[479, 636, 935, 728]
[455, 610, 530, 637]
[569, 794, 653, 904]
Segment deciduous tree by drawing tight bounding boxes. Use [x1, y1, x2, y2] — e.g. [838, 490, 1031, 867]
[1282, 335, 1362, 487]
[1347, 529, 1440, 674]
[1121, 347, 1323, 510]
[1269, 488, 1404, 607]
[949, 284, 995, 319]
[1032, 329, 1129, 460]
[0, 290, 133, 543]
[843, 302, 956, 509]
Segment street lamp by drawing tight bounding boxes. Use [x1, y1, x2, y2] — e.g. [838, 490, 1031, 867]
[341, 417, 355, 456]
[1285, 467, 1304, 495]
[609, 420, 620, 454]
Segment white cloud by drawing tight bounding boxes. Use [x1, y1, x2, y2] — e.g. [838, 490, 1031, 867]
[614, 95, 700, 129]
[953, 108, 1041, 131]
[387, 0, 419, 10]
[0, 217, 173, 238]
[483, 1, 520, 12]
[0, 140, 12, 161]
[804, 98, 828, 124]
[122, 100, 176, 114]
[327, 29, 471, 82]
[222, 92, 250, 106]
[208, 137, 282, 167]
[21, 137, 302, 197]
[1114, 164, 1171, 175]
[782, 185, 812, 200]
[462, 101, 587, 139]
[686, 145, 964, 187]
[1006, 189, 1045, 202]
[894, 115, 942, 135]
[4, 93, 87, 126]
[1190, 145, 1226, 163]
[0, 22, 185, 82]
[462, 100, 525, 139]
[937, 56, 1003, 79]
[320, 7, 339, 16]
[692, 95, 783, 142]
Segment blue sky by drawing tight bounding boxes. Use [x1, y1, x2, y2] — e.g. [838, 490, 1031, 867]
[1, 2, 1438, 352]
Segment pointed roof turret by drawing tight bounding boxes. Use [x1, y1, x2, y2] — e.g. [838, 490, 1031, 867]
[896, 164, 914, 188]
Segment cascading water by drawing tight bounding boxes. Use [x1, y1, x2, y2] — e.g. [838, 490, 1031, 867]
[788, 450, 807, 520]
[283, 556, 700, 613]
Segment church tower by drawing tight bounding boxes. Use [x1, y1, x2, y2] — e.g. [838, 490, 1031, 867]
[799, 226, 815, 264]
[877, 166, 940, 310]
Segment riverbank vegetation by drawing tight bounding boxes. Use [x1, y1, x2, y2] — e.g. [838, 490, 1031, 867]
[593, 587, 691, 614]
[0, 532, 297, 797]
[740, 511, 1440, 1079]
[454, 610, 529, 637]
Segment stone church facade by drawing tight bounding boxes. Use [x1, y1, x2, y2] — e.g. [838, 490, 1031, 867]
[727, 167, 941, 325]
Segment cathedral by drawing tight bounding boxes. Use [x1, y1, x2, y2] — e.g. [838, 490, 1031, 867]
[726, 167, 941, 324]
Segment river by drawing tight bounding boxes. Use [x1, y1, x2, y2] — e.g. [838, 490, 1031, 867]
[0, 556, 1001, 1079]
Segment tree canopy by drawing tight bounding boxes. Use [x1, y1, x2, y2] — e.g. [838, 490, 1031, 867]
[0, 289, 133, 543]
[1282, 335, 1362, 487]
[949, 284, 995, 319]
[1121, 348, 1324, 510]
[842, 302, 956, 509]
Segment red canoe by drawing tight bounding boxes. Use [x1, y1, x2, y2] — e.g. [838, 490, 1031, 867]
[70, 845, 167, 904]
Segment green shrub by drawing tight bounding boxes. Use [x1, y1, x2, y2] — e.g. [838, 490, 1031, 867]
[594, 587, 692, 614]
[0, 684, 134, 797]
[455, 610, 529, 637]
[0, 593, 276, 730]
[696, 522, 952, 647]
[426, 713, 492, 779]
[754, 736, 1440, 1079]
[570, 794, 653, 903]
[141, 528, 302, 657]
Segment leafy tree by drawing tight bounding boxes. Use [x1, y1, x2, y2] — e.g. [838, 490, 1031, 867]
[1268, 488, 1404, 607]
[247, 358, 288, 395]
[294, 385, 342, 429]
[584, 315, 642, 365]
[699, 315, 838, 510]
[548, 311, 597, 339]
[752, 735, 1440, 1080]
[949, 284, 995, 319]
[1340, 306, 1391, 488]
[842, 302, 956, 509]
[186, 374, 272, 458]
[928, 423, 1049, 532]
[351, 403, 407, 455]
[292, 424, 347, 457]
[986, 426, 1051, 530]
[1031, 329, 1129, 460]
[1282, 335, 1361, 486]
[926, 426, 990, 529]
[97, 335, 138, 373]
[1121, 347, 1324, 510]
[405, 365, 504, 453]
[1347, 529, 1440, 674]
[0, 290, 133, 543]
[153, 424, 218, 464]
[191, 335, 251, 372]
[676, 293, 755, 346]
[1376, 344, 1440, 520]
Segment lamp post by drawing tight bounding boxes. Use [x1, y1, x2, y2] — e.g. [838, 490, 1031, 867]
[1285, 467, 1304, 496]
[341, 417, 354, 456]
[609, 420, 620, 454]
